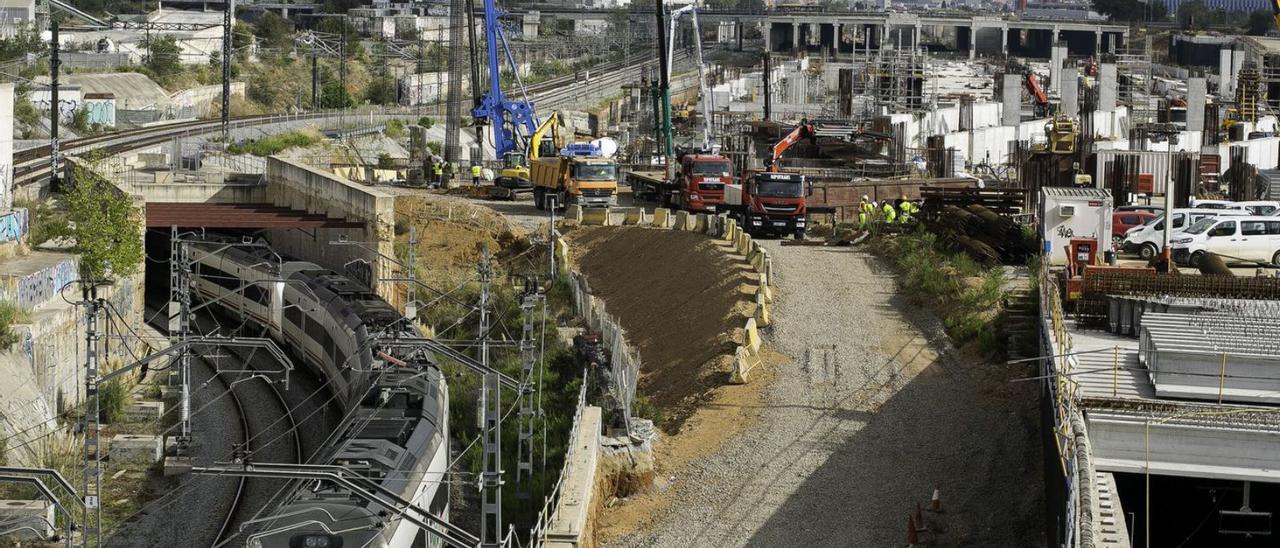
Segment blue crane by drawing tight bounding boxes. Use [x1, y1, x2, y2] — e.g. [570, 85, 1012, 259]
[471, 0, 539, 160]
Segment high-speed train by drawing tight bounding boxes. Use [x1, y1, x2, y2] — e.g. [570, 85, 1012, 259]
[190, 241, 450, 548]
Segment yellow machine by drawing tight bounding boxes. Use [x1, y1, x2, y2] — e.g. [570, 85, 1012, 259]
[495, 113, 561, 190]
[530, 114, 618, 209]
[1044, 113, 1079, 154]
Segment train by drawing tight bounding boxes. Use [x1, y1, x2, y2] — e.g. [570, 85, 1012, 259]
[190, 241, 451, 548]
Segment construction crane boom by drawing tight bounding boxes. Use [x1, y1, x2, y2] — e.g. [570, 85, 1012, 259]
[667, 4, 715, 151]
[766, 120, 815, 172]
[472, 0, 539, 159]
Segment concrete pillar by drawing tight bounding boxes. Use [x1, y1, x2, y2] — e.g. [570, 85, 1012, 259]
[1000, 26, 1008, 56]
[1187, 77, 1207, 132]
[793, 22, 800, 53]
[1099, 63, 1117, 112]
[1094, 30, 1102, 55]
[1053, 25, 1060, 42]
[1050, 42, 1065, 93]
[1219, 48, 1235, 97]
[914, 24, 922, 50]
[1003, 73, 1021, 126]
[969, 26, 977, 60]
[831, 23, 840, 57]
[764, 22, 771, 52]
[1061, 67, 1079, 119]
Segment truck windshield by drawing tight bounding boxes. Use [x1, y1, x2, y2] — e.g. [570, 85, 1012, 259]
[573, 164, 616, 181]
[692, 162, 733, 175]
[755, 179, 803, 197]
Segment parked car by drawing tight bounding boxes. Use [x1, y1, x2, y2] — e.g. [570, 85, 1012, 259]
[1171, 216, 1280, 266]
[1115, 204, 1163, 214]
[1120, 208, 1249, 259]
[1113, 211, 1158, 245]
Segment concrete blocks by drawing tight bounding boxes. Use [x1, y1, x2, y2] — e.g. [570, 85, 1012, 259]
[555, 236, 571, 271]
[735, 232, 752, 256]
[744, 317, 762, 355]
[109, 434, 163, 464]
[724, 218, 738, 241]
[755, 291, 771, 327]
[693, 213, 709, 233]
[565, 205, 585, 223]
[673, 210, 694, 231]
[580, 207, 610, 226]
[651, 208, 671, 228]
[758, 283, 774, 305]
[163, 455, 193, 476]
[124, 401, 164, 422]
[622, 208, 647, 225]
[731, 318, 765, 384]
[0, 500, 55, 539]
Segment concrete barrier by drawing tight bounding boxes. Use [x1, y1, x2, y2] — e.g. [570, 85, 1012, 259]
[622, 208, 647, 225]
[672, 210, 691, 231]
[755, 291, 771, 327]
[109, 434, 163, 464]
[565, 205, 585, 223]
[0, 500, 54, 539]
[651, 208, 671, 228]
[724, 219, 737, 241]
[543, 406, 602, 548]
[731, 317, 765, 384]
[735, 232, 752, 256]
[580, 207, 610, 226]
[758, 282, 774, 305]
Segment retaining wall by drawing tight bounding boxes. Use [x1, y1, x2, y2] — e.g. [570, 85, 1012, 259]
[263, 156, 398, 305]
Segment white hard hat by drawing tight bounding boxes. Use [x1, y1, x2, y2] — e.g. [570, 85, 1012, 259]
[862, 195, 870, 201]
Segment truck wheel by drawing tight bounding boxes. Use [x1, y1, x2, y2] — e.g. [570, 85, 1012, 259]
[1139, 243, 1157, 260]
[794, 230, 806, 241]
[1188, 251, 1205, 267]
[533, 188, 545, 210]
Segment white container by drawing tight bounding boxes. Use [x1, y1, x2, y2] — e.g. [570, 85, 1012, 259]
[1040, 187, 1114, 266]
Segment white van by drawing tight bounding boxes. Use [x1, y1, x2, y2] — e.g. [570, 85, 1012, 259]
[1171, 216, 1280, 266]
[1187, 199, 1279, 215]
[1120, 208, 1249, 259]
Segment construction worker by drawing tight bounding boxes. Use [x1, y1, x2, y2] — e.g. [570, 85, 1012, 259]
[858, 195, 874, 228]
[881, 200, 897, 224]
[470, 163, 482, 186]
[898, 195, 915, 223]
[431, 160, 443, 186]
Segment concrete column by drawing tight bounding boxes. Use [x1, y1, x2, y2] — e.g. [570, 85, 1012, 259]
[1053, 25, 1060, 42]
[1219, 48, 1234, 96]
[1099, 63, 1117, 112]
[1187, 77, 1207, 132]
[1001, 26, 1008, 56]
[793, 22, 800, 54]
[1003, 73, 1021, 126]
[915, 24, 922, 50]
[764, 22, 772, 52]
[1050, 42, 1064, 93]
[832, 23, 840, 57]
[1095, 30, 1102, 55]
[1061, 67, 1079, 119]
[969, 25, 977, 60]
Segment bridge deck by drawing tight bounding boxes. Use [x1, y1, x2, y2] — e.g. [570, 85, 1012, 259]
[146, 203, 364, 229]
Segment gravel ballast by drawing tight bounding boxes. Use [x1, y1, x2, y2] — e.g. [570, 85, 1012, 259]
[607, 243, 1044, 547]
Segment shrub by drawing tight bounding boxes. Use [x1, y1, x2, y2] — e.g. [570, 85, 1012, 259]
[0, 301, 26, 347]
[226, 130, 321, 156]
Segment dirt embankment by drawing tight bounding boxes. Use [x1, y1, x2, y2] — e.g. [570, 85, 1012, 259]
[394, 195, 528, 284]
[567, 226, 754, 432]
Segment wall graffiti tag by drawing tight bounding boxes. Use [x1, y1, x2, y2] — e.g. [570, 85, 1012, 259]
[0, 208, 28, 243]
[9, 259, 78, 310]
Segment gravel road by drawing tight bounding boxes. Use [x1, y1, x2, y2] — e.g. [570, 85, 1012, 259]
[608, 243, 1044, 547]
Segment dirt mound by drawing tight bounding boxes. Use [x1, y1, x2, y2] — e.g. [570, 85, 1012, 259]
[394, 195, 527, 284]
[568, 226, 751, 432]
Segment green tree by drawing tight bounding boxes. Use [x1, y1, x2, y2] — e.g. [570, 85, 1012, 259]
[364, 75, 398, 105]
[254, 12, 294, 49]
[142, 35, 182, 76]
[1246, 9, 1275, 35]
[320, 80, 354, 108]
[67, 162, 143, 282]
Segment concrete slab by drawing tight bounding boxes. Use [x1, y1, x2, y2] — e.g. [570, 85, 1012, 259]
[0, 500, 55, 539]
[0, 250, 78, 312]
[124, 401, 165, 422]
[109, 434, 163, 464]
[163, 455, 193, 476]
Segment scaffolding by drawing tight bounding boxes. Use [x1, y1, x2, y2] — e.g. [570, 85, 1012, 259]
[1238, 65, 1266, 123]
[852, 47, 928, 117]
[1115, 36, 1156, 129]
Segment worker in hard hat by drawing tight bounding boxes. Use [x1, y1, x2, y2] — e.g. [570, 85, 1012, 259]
[881, 200, 897, 224]
[859, 195, 874, 228]
[898, 195, 916, 223]
[471, 163, 483, 187]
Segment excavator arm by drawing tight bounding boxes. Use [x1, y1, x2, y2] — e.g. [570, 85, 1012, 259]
[529, 111, 560, 161]
[766, 121, 815, 172]
[1273, 0, 1280, 32]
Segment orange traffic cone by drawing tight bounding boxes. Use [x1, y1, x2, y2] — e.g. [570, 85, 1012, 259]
[928, 486, 942, 513]
[907, 514, 919, 547]
[915, 502, 927, 532]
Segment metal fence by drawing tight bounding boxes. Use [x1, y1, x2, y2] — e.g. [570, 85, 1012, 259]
[527, 367, 590, 548]
[568, 271, 641, 437]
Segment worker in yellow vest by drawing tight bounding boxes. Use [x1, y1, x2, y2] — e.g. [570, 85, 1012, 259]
[432, 161, 443, 186]
[881, 200, 896, 224]
[470, 163, 482, 186]
[858, 195, 875, 228]
[898, 195, 916, 223]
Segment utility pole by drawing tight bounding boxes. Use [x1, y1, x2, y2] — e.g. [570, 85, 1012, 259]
[81, 284, 102, 546]
[406, 227, 417, 321]
[654, 0, 672, 158]
[311, 49, 319, 111]
[516, 286, 539, 498]
[466, 0, 484, 163]
[763, 52, 772, 122]
[48, 20, 59, 191]
[221, 0, 233, 137]
[477, 249, 502, 548]
[169, 227, 193, 449]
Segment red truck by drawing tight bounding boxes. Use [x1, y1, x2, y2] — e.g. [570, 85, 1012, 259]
[673, 153, 734, 213]
[725, 170, 810, 239]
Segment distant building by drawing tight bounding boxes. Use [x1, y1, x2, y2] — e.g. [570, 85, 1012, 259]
[0, 0, 34, 39]
[60, 9, 224, 66]
[1161, 0, 1269, 12]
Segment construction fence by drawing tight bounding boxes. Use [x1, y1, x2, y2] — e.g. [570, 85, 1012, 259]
[567, 271, 641, 437]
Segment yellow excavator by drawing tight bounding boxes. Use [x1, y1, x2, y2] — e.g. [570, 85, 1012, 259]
[494, 112, 562, 193]
[1043, 113, 1079, 154]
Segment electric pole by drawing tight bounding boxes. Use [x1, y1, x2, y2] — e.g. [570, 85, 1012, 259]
[477, 249, 502, 548]
[221, 0, 233, 137]
[49, 20, 59, 191]
[655, 0, 672, 158]
[81, 284, 102, 545]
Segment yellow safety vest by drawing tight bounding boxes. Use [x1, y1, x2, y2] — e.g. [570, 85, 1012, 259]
[882, 203, 896, 222]
[471, 165, 482, 177]
[433, 164, 443, 175]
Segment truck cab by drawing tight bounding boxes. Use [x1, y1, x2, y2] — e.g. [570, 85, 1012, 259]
[531, 145, 618, 209]
[677, 154, 734, 213]
[725, 171, 809, 239]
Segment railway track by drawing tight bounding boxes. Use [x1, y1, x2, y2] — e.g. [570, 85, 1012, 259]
[12, 54, 675, 191]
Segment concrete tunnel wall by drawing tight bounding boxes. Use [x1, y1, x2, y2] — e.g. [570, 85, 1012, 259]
[263, 157, 398, 306]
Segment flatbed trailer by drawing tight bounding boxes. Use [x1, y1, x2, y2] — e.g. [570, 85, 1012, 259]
[625, 169, 672, 203]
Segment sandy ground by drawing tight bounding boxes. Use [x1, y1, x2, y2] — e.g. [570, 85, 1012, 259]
[602, 242, 1045, 547]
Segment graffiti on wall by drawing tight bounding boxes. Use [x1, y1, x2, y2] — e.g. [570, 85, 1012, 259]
[0, 208, 27, 243]
[14, 259, 77, 310]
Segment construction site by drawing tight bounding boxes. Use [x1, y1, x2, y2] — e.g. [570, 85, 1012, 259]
[4, 0, 1280, 546]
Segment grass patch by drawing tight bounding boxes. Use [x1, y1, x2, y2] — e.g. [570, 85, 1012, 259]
[0, 301, 28, 347]
[874, 228, 1009, 356]
[225, 129, 322, 156]
[13, 198, 72, 247]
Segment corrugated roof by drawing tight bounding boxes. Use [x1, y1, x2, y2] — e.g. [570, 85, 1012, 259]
[1042, 186, 1112, 199]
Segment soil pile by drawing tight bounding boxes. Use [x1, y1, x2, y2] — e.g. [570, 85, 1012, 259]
[568, 226, 750, 431]
[394, 195, 527, 284]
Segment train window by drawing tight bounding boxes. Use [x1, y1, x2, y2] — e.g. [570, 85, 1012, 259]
[305, 317, 326, 344]
[285, 305, 302, 327]
[429, 485, 448, 515]
[243, 284, 268, 305]
[288, 534, 343, 548]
